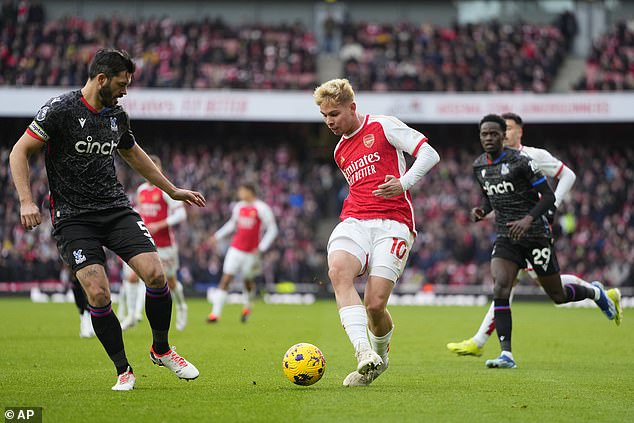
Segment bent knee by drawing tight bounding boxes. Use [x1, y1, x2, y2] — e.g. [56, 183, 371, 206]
[365, 302, 386, 319]
[142, 266, 167, 288]
[328, 265, 355, 286]
[85, 286, 111, 306]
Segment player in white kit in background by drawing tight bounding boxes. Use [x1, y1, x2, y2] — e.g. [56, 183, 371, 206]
[447, 112, 622, 357]
[207, 183, 278, 323]
[314, 79, 440, 386]
[119, 155, 189, 331]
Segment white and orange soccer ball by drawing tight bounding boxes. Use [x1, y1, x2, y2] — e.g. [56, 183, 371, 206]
[282, 343, 326, 386]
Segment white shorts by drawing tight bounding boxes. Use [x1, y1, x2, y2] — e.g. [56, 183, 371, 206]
[158, 245, 180, 278]
[223, 246, 260, 280]
[327, 218, 414, 282]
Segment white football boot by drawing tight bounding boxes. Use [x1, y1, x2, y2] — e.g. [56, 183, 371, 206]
[343, 358, 389, 387]
[355, 348, 383, 375]
[150, 346, 199, 380]
[111, 366, 136, 391]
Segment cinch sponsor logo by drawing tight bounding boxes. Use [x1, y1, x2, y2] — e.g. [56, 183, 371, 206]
[483, 180, 515, 195]
[75, 136, 117, 155]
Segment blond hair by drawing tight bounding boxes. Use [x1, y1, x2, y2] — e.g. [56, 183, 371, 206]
[313, 78, 355, 106]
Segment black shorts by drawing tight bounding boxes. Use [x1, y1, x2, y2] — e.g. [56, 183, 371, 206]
[53, 207, 156, 272]
[491, 237, 560, 277]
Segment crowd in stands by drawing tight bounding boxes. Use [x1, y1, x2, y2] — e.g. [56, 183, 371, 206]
[2, 2, 583, 93]
[1, 139, 632, 292]
[573, 20, 634, 91]
[338, 17, 574, 93]
[0, 1, 318, 89]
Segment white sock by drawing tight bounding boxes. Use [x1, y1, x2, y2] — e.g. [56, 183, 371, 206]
[472, 302, 494, 348]
[369, 327, 393, 362]
[123, 281, 138, 320]
[171, 281, 185, 306]
[473, 290, 515, 348]
[339, 305, 371, 352]
[135, 282, 145, 319]
[560, 274, 592, 288]
[117, 281, 128, 319]
[243, 287, 255, 309]
[212, 289, 228, 317]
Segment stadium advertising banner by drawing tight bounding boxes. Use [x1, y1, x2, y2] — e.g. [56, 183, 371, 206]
[1, 88, 633, 123]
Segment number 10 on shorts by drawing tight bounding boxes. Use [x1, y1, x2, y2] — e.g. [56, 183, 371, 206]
[390, 238, 407, 259]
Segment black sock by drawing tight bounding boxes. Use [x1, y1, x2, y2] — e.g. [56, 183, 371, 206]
[493, 298, 512, 353]
[145, 284, 172, 355]
[88, 303, 130, 375]
[71, 278, 88, 313]
[564, 284, 596, 302]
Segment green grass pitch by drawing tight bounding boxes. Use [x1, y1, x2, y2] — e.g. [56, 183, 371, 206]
[1, 298, 632, 422]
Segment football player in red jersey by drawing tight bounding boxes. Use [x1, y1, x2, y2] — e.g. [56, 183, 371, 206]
[314, 78, 440, 386]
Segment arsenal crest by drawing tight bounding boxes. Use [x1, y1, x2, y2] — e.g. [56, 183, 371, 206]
[363, 134, 375, 148]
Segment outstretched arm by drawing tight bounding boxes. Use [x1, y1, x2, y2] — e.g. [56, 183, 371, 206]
[119, 145, 205, 207]
[554, 165, 576, 208]
[9, 132, 45, 230]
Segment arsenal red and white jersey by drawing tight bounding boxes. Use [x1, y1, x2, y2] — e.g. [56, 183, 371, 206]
[518, 145, 565, 178]
[215, 200, 277, 253]
[334, 114, 427, 232]
[136, 183, 183, 248]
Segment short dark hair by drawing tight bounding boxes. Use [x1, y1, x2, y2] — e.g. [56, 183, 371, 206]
[501, 112, 523, 127]
[239, 183, 257, 195]
[479, 114, 506, 131]
[88, 48, 135, 79]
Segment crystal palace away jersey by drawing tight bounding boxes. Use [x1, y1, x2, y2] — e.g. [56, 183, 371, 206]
[473, 147, 551, 240]
[27, 90, 136, 225]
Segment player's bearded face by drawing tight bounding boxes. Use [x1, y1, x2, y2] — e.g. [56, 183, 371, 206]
[98, 81, 117, 107]
[98, 73, 130, 108]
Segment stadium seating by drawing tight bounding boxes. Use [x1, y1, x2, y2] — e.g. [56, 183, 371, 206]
[339, 19, 572, 93]
[1, 5, 579, 92]
[0, 9, 318, 89]
[573, 20, 634, 91]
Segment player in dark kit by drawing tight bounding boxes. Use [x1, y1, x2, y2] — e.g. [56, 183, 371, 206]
[472, 114, 618, 369]
[9, 48, 206, 390]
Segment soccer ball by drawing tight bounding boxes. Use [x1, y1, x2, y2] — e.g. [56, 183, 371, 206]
[282, 343, 326, 386]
